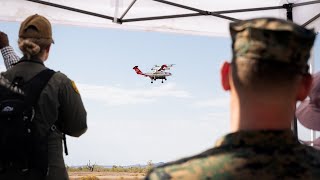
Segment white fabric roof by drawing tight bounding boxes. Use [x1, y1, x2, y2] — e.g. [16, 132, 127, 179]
[0, 0, 319, 36]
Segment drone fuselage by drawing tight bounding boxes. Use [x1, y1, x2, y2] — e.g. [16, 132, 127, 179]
[133, 65, 173, 83]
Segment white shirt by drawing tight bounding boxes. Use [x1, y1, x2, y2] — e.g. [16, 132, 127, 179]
[0, 46, 20, 69]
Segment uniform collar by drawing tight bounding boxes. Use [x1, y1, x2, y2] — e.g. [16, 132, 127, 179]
[15, 56, 45, 66]
[214, 130, 300, 148]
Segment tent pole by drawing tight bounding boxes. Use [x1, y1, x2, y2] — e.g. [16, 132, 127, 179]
[310, 48, 316, 146]
[302, 12, 320, 27]
[122, 12, 240, 23]
[152, 0, 240, 22]
[311, 131, 317, 146]
[214, 6, 283, 14]
[284, 3, 298, 137]
[113, 0, 119, 23]
[153, 0, 205, 14]
[122, 13, 202, 23]
[283, 3, 293, 21]
[120, 0, 137, 20]
[26, 0, 114, 20]
[293, 0, 320, 7]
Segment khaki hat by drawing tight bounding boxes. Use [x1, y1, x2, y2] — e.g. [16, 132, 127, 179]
[296, 72, 320, 131]
[19, 14, 54, 43]
[230, 18, 316, 74]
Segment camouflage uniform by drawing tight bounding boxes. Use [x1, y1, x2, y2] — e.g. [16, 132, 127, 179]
[147, 130, 320, 180]
[146, 18, 319, 180]
[230, 18, 315, 67]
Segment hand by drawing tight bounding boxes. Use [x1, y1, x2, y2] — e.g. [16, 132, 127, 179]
[0, 31, 9, 49]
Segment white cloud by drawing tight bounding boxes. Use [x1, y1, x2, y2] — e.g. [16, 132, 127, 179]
[78, 82, 191, 106]
[194, 97, 229, 108]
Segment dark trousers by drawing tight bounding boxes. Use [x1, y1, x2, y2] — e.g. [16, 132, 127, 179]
[0, 167, 69, 180]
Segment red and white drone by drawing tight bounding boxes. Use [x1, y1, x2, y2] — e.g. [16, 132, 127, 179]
[133, 64, 174, 83]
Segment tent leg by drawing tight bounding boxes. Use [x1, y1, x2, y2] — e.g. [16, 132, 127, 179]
[285, 2, 297, 136]
[310, 48, 316, 146]
[283, 3, 294, 21]
[311, 131, 316, 146]
[113, 0, 120, 23]
[292, 116, 298, 137]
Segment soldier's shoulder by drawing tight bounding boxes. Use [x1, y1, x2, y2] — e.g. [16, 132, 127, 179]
[146, 147, 234, 180]
[298, 144, 320, 162]
[291, 145, 320, 178]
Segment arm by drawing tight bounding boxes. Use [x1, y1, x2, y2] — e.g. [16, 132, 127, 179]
[58, 76, 87, 137]
[0, 32, 20, 69]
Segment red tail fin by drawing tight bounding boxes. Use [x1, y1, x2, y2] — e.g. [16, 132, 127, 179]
[158, 65, 168, 71]
[133, 66, 143, 75]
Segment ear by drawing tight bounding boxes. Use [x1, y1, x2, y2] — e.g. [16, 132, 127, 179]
[296, 74, 312, 101]
[221, 61, 231, 91]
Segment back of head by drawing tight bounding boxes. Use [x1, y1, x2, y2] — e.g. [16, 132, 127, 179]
[230, 18, 316, 94]
[18, 14, 54, 60]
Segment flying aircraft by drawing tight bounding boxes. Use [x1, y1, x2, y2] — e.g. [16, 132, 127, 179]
[151, 64, 174, 72]
[133, 64, 174, 83]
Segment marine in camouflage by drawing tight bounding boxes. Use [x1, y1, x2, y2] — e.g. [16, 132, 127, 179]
[146, 130, 320, 180]
[145, 18, 319, 180]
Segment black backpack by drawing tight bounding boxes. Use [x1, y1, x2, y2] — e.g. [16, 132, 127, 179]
[0, 69, 55, 178]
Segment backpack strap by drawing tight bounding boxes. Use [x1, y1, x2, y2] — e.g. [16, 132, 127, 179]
[24, 69, 70, 156]
[24, 69, 55, 106]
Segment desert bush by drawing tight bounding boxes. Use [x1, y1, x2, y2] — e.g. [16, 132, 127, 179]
[67, 160, 154, 173]
[145, 160, 154, 173]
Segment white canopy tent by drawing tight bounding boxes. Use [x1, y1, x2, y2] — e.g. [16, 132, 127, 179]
[0, 0, 319, 144]
[0, 0, 319, 36]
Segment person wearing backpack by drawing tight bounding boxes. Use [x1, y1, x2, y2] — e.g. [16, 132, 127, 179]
[0, 14, 87, 180]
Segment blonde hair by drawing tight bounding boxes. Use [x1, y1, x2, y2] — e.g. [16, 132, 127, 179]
[18, 37, 51, 60]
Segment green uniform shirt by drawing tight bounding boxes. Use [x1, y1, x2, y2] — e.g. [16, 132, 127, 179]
[147, 130, 320, 180]
[1, 59, 87, 180]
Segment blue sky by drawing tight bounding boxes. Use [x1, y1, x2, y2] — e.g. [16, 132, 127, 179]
[0, 21, 319, 166]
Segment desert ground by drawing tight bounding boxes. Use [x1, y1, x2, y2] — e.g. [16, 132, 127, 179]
[69, 171, 146, 180]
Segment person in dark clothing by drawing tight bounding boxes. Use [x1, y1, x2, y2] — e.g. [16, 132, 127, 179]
[0, 14, 87, 180]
